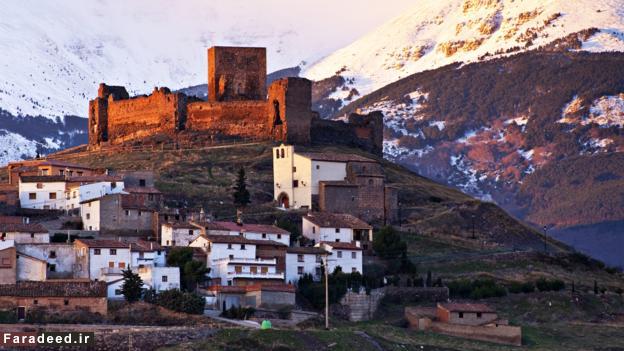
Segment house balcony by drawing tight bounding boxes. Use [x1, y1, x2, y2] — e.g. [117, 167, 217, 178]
[100, 267, 124, 276]
[213, 257, 277, 265]
[226, 271, 284, 280]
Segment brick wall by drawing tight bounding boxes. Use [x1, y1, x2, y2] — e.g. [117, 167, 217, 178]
[186, 101, 269, 138]
[0, 247, 16, 284]
[0, 296, 107, 315]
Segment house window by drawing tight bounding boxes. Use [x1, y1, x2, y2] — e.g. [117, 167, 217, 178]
[162, 275, 168, 282]
[148, 194, 154, 201]
[368, 179, 374, 185]
[312, 226, 316, 234]
[315, 267, 321, 277]
[188, 230, 194, 235]
[337, 251, 342, 258]
[77, 171, 83, 176]
[125, 210, 130, 216]
[108, 262, 114, 268]
[118, 262, 125, 269]
[166, 240, 170, 245]
[292, 166, 297, 172]
[30, 233, 34, 238]
[241, 244, 246, 250]
[49, 192, 56, 200]
[59, 170, 64, 176]
[72, 191, 76, 199]
[227, 281, 232, 286]
[275, 149, 280, 159]
[110, 249, 117, 255]
[261, 266, 268, 274]
[335, 228, 340, 233]
[234, 266, 242, 273]
[86, 213, 90, 220]
[277, 234, 282, 239]
[352, 267, 357, 273]
[138, 211, 142, 217]
[0, 233, 5, 239]
[227, 244, 232, 249]
[251, 266, 258, 274]
[459, 312, 464, 318]
[1, 258, 10, 266]
[297, 266, 304, 274]
[139, 179, 146, 187]
[316, 165, 320, 170]
[229, 254, 234, 260]
[293, 180, 299, 188]
[33, 299, 38, 305]
[28, 193, 36, 200]
[114, 289, 122, 295]
[262, 233, 266, 238]
[477, 312, 482, 318]
[280, 149, 285, 158]
[335, 239, 340, 242]
[94, 249, 101, 255]
[36, 183, 43, 189]
[297, 254, 304, 262]
[352, 252, 357, 259]
[111, 182, 116, 189]
[48, 264, 56, 272]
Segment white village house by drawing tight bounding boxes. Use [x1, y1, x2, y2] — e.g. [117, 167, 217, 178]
[302, 212, 374, 250]
[190, 234, 286, 286]
[160, 222, 203, 247]
[285, 246, 328, 284]
[19, 175, 124, 211]
[317, 241, 363, 275]
[0, 223, 49, 244]
[272, 144, 376, 209]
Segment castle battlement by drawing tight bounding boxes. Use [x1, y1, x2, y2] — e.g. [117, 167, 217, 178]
[88, 46, 383, 155]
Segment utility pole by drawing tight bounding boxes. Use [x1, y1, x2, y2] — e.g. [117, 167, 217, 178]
[323, 254, 329, 330]
[543, 225, 548, 254]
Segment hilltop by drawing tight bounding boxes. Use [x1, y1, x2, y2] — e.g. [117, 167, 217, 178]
[0, 141, 560, 253]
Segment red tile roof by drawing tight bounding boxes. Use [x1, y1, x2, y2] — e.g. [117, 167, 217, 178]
[320, 241, 363, 250]
[125, 186, 162, 194]
[286, 246, 329, 255]
[129, 240, 163, 252]
[0, 281, 107, 297]
[0, 216, 26, 225]
[438, 303, 495, 313]
[0, 223, 48, 233]
[297, 152, 377, 163]
[213, 221, 290, 235]
[205, 235, 286, 247]
[304, 212, 372, 229]
[68, 175, 122, 183]
[74, 239, 131, 249]
[209, 283, 295, 293]
[20, 175, 67, 183]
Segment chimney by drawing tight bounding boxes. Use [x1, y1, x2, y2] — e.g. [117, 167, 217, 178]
[236, 209, 243, 226]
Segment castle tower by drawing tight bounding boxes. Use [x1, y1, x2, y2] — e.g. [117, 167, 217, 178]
[207, 46, 267, 102]
[267, 77, 314, 145]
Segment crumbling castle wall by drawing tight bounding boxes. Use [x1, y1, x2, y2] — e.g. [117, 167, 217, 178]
[87, 46, 384, 151]
[311, 111, 384, 156]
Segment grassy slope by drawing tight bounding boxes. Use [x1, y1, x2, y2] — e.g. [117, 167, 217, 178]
[28, 141, 560, 251]
[12, 142, 620, 351]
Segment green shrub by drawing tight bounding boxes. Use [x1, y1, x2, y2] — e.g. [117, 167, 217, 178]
[221, 306, 255, 320]
[535, 278, 565, 292]
[508, 281, 535, 294]
[150, 289, 206, 314]
[448, 279, 507, 299]
[373, 226, 407, 259]
[0, 310, 17, 323]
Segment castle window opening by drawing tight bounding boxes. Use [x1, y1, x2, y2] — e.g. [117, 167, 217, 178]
[276, 149, 280, 159]
[273, 100, 282, 126]
[281, 149, 285, 158]
[293, 180, 299, 188]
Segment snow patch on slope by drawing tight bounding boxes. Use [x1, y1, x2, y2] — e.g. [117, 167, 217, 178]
[303, 0, 624, 101]
[0, 130, 39, 166]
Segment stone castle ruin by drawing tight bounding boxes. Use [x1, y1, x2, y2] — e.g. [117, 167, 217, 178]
[89, 46, 383, 154]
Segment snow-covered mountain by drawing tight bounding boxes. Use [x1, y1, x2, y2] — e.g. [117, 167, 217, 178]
[303, 0, 624, 110]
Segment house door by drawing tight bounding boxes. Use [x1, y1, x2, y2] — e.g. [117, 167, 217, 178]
[17, 306, 25, 320]
[278, 193, 290, 209]
[222, 300, 226, 311]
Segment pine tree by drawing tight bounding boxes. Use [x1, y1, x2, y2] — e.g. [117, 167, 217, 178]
[121, 268, 143, 303]
[233, 168, 251, 208]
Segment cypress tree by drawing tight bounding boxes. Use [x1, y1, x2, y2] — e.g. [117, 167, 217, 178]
[121, 268, 143, 303]
[233, 168, 251, 208]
